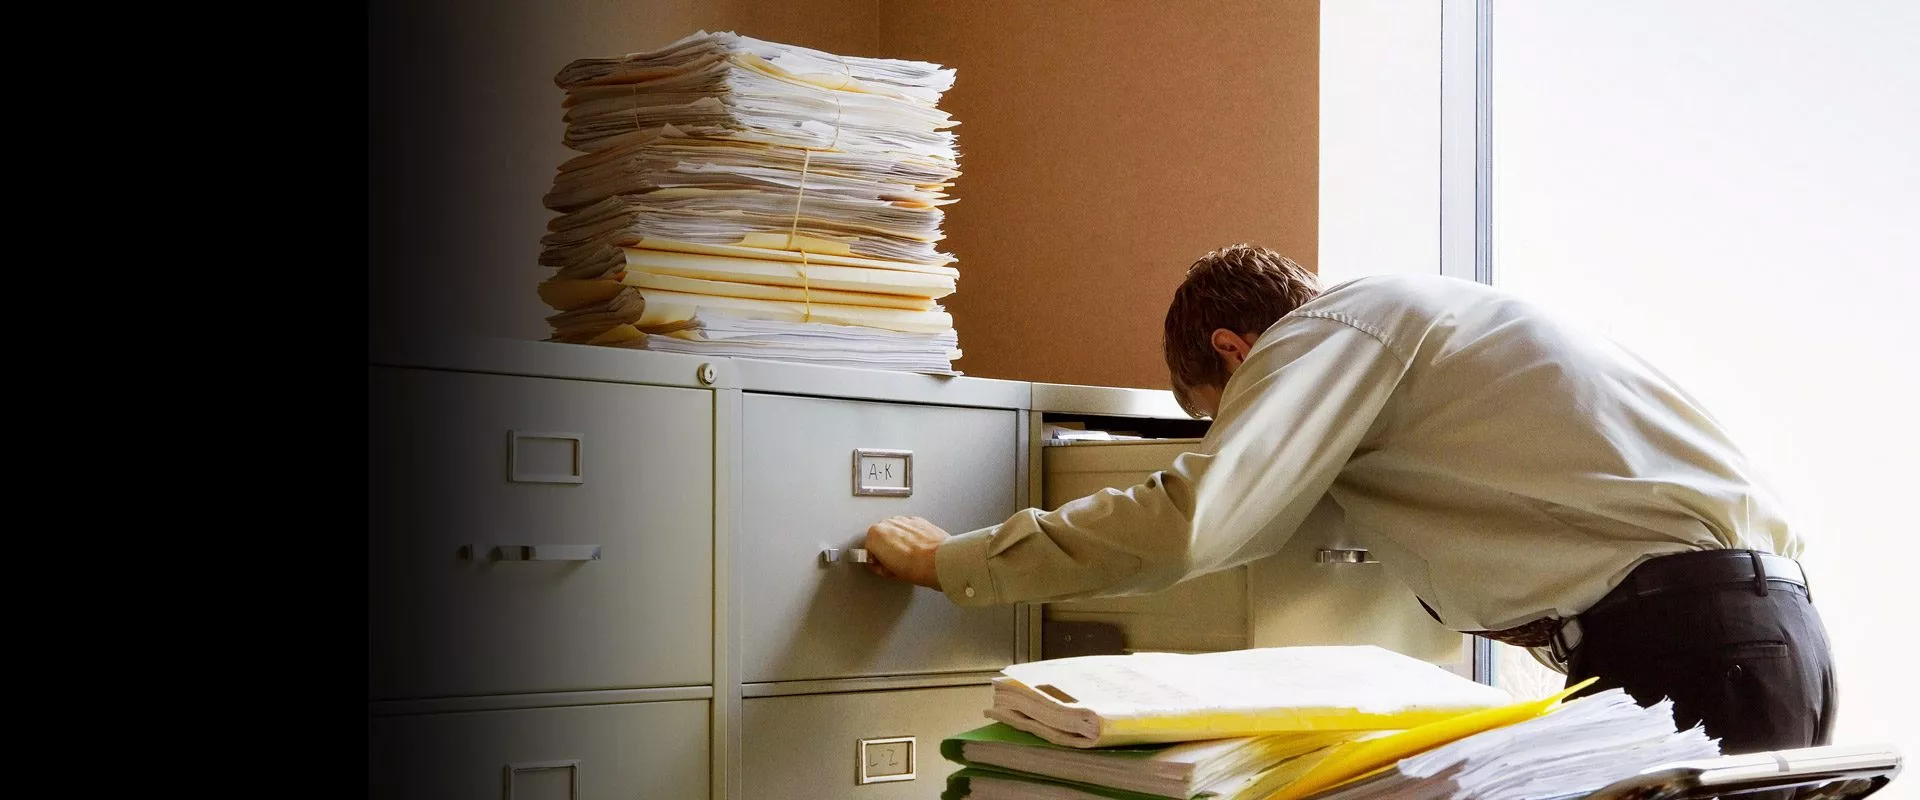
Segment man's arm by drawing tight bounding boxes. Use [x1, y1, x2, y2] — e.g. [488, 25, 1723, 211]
[894, 316, 1410, 607]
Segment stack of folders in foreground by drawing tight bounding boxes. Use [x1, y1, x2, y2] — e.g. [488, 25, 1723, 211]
[536, 30, 967, 375]
[940, 646, 1721, 800]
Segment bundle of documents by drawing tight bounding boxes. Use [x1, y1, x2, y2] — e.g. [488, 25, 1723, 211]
[535, 30, 966, 374]
[1301, 691, 1719, 800]
[939, 646, 1721, 800]
[987, 646, 1516, 749]
[628, 311, 960, 373]
[942, 724, 1363, 800]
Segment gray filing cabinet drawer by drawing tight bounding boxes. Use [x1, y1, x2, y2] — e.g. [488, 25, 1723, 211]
[738, 393, 1019, 683]
[368, 700, 709, 800]
[368, 366, 714, 700]
[742, 685, 991, 800]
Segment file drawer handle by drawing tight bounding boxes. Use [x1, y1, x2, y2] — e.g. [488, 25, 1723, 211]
[821, 548, 873, 564]
[465, 544, 604, 562]
[1317, 548, 1377, 564]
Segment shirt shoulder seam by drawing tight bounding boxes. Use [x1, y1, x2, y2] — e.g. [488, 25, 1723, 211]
[1290, 310, 1410, 365]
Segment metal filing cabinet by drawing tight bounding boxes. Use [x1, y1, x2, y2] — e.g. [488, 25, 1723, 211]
[366, 340, 1493, 800]
[368, 338, 725, 800]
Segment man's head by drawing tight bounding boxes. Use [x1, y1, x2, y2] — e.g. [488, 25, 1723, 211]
[1162, 244, 1321, 418]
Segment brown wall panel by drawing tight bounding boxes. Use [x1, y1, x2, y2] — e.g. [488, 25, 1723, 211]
[883, 1, 1320, 388]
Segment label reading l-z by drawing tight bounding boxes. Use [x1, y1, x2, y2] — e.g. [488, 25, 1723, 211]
[857, 737, 915, 783]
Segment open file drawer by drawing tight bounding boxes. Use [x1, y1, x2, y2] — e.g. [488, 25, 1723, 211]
[736, 393, 1021, 684]
[1038, 436, 1469, 668]
[1041, 438, 1250, 655]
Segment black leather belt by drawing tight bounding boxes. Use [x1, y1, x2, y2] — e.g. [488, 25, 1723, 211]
[1547, 548, 1811, 663]
[1583, 549, 1807, 616]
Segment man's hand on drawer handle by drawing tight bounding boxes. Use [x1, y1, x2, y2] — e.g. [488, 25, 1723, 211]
[864, 515, 948, 590]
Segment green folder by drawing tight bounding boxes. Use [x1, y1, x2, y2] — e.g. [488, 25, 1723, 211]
[940, 723, 1175, 765]
[942, 766, 1191, 800]
[939, 723, 1262, 800]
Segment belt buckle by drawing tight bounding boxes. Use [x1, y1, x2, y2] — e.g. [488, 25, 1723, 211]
[1548, 617, 1582, 665]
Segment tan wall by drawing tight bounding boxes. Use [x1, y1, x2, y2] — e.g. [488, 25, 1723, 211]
[369, 1, 1319, 391]
[882, 2, 1320, 388]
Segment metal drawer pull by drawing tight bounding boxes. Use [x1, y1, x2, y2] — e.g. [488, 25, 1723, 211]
[1317, 548, 1377, 564]
[821, 548, 873, 565]
[465, 544, 603, 562]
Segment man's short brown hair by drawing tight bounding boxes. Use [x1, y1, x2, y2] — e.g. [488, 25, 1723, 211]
[1162, 244, 1321, 416]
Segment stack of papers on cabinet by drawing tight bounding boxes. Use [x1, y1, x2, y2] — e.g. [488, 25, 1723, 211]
[603, 310, 960, 373]
[938, 646, 1720, 800]
[535, 31, 966, 374]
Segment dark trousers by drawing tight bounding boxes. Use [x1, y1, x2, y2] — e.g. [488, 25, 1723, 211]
[1565, 551, 1838, 755]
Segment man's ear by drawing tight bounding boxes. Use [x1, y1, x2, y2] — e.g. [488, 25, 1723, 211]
[1210, 329, 1257, 371]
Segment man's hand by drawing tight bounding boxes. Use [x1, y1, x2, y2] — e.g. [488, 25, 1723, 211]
[864, 515, 949, 590]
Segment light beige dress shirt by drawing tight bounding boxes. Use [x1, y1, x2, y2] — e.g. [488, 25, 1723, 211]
[935, 273, 1799, 633]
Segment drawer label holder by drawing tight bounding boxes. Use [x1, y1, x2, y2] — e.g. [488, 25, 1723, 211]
[851, 449, 913, 497]
[857, 736, 916, 784]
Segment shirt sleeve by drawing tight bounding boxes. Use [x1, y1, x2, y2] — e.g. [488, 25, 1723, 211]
[934, 316, 1410, 607]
